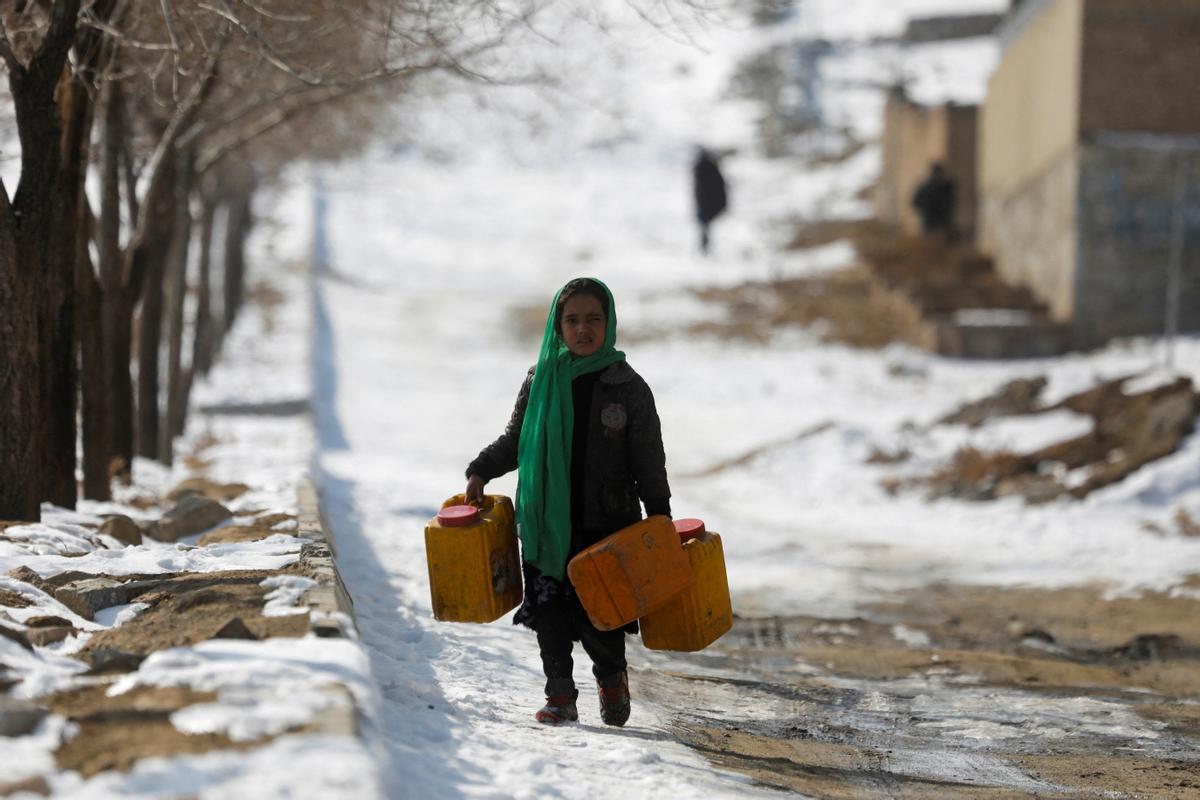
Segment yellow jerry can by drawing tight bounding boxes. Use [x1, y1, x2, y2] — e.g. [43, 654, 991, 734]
[640, 519, 733, 652]
[425, 494, 522, 623]
[567, 515, 693, 632]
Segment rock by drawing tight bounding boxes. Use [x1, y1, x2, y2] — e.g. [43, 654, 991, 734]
[0, 589, 32, 609]
[24, 627, 73, 647]
[0, 697, 45, 737]
[166, 477, 251, 504]
[938, 376, 1048, 427]
[84, 647, 145, 673]
[148, 496, 233, 543]
[198, 526, 272, 546]
[24, 615, 73, 629]
[0, 623, 31, 651]
[54, 577, 128, 619]
[6, 566, 51, 593]
[0, 775, 50, 797]
[211, 617, 257, 640]
[98, 515, 143, 547]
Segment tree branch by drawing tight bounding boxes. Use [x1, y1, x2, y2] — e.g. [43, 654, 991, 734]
[0, 16, 25, 74]
[122, 40, 222, 288]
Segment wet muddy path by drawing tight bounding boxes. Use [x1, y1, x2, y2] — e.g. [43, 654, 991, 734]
[638, 581, 1200, 798]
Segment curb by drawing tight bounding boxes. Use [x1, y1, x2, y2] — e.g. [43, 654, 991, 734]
[297, 481, 358, 638]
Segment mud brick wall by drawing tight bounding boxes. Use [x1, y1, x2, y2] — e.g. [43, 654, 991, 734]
[1072, 142, 1200, 347]
[978, 150, 1078, 322]
[877, 91, 978, 239]
[1079, 0, 1200, 137]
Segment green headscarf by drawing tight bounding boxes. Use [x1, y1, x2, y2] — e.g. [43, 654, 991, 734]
[516, 278, 625, 579]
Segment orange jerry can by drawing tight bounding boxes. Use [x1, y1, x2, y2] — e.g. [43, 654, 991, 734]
[425, 494, 522, 623]
[640, 519, 733, 652]
[567, 515, 692, 632]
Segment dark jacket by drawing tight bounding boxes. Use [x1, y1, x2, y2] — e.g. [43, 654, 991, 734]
[693, 152, 728, 224]
[911, 170, 956, 231]
[466, 361, 671, 536]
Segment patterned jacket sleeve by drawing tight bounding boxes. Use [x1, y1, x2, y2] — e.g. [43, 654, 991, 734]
[466, 367, 535, 482]
[627, 376, 672, 516]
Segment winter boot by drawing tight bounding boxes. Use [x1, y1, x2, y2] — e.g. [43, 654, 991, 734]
[597, 671, 630, 727]
[535, 679, 578, 725]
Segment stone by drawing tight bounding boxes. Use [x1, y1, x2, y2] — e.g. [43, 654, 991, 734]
[6, 566, 51, 593]
[54, 577, 127, 618]
[0, 589, 31, 609]
[84, 647, 145, 674]
[148, 496, 233, 543]
[0, 697, 46, 737]
[98, 515, 143, 547]
[24, 627, 73, 647]
[0, 623, 31, 651]
[0, 775, 50, 797]
[211, 617, 257, 640]
[198, 526, 271, 546]
[167, 477, 251, 504]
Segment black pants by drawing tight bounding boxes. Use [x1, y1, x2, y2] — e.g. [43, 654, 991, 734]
[535, 592, 626, 696]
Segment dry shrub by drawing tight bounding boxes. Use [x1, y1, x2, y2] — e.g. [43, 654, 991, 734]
[1175, 508, 1200, 538]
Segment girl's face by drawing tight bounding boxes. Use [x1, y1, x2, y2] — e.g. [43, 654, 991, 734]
[559, 293, 606, 358]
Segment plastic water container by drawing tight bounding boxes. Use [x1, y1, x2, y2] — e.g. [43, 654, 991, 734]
[640, 518, 733, 652]
[425, 494, 522, 623]
[567, 515, 692, 632]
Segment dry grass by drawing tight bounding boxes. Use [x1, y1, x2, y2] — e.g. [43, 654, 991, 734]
[681, 265, 930, 349]
[1177, 508, 1200, 538]
[916, 377, 1199, 503]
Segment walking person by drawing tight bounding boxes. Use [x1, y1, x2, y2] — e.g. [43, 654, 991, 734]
[465, 278, 671, 726]
[692, 147, 728, 255]
[911, 162, 957, 239]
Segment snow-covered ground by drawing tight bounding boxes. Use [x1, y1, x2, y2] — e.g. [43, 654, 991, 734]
[303, 1, 1200, 798]
[1, 257, 385, 797]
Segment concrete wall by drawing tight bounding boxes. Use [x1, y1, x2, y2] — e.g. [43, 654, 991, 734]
[979, 0, 1082, 318]
[1079, 0, 1200, 136]
[945, 104, 979, 240]
[1072, 142, 1200, 347]
[978, 152, 1079, 321]
[877, 90, 977, 237]
[979, 0, 1081, 199]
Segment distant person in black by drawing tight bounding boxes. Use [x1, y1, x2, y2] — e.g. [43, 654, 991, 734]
[911, 162, 956, 238]
[692, 147, 727, 255]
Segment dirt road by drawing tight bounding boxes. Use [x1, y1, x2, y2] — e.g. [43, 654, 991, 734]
[639, 580, 1200, 798]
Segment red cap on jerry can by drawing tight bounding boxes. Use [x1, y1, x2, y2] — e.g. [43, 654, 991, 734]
[438, 505, 481, 527]
[674, 518, 705, 543]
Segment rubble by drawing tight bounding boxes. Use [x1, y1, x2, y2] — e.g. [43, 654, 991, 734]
[147, 495, 233, 542]
[914, 375, 1199, 503]
[98, 515, 143, 546]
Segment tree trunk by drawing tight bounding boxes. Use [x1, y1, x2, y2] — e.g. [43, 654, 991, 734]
[45, 68, 94, 509]
[102, 288, 134, 484]
[0, 209, 40, 521]
[192, 191, 217, 378]
[135, 222, 170, 460]
[97, 81, 132, 484]
[0, 1, 82, 520]
[161, 150, 194, 464]
[222, 172, 256, 334]
[77, 228, 110, 502]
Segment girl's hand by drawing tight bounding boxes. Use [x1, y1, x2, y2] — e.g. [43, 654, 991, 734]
[465, 474, 486, 505]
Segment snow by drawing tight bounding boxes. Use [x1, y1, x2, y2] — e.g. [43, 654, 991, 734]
[2, 0, 1198, 796]
[299, 1, 1200, 797]
[936, 408, 1095, 454]
[260, 575, 320, 616]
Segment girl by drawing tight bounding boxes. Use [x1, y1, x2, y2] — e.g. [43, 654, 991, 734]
[465, 277, 671, 726]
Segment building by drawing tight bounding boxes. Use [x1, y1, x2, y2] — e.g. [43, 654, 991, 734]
[877, 88, 980, 241]
[977, 0, 1200, 348]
